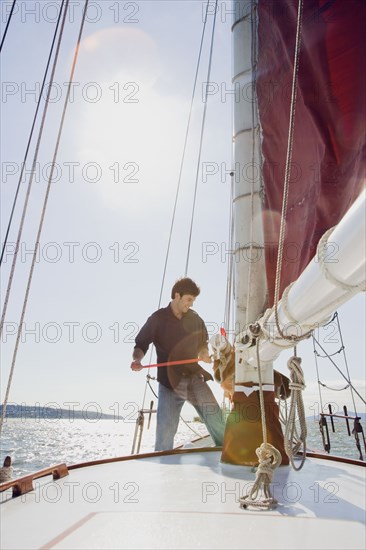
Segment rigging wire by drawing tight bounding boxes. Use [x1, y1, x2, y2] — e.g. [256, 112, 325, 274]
[184, 0, 218, 276]
[320, 311, 338, 326]
[0, 0, 70, 339]
[312, 335, 366, 406]
[313, 312, 344, 358]
[223, 31, 236, 341]
[313, 312, 358, 410]
[139, 0, 217, 411]
[313, 335, 324, 414]
[155, 0, 213, 310]
[0, 0, 66, 267]
[335, 312, 359, 414]
[223, 172, 235, 336]
[313, 312, 363, 459]
[145, 373, 203, 438]
[0, 0, 17, 53]
[272, 0, 308, 342]
[314, 347, 344, 359]
[138, 1, 222, 447]
[179, 414, 207, 439]
[318, 381, 349, 391]
[0, 0, 90, 435]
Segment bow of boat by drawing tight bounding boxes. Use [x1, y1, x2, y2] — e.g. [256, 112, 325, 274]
[1, 448, 365, 550]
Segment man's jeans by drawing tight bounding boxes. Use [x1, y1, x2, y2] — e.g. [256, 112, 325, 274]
[155, 375, 226, 451]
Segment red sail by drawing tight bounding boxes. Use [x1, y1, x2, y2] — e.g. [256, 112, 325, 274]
[257, 0, 366, 306]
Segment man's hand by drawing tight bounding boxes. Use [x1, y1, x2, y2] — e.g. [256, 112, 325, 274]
[198, 349, 212, 364]
[130, 360, 143, 371]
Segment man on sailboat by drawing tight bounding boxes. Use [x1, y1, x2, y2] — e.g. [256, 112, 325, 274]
[131, 277, 225, 451]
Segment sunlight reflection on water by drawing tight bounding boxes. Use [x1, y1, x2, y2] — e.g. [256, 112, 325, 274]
[0, 416, 208, 477]
[0, 417, 363, 478]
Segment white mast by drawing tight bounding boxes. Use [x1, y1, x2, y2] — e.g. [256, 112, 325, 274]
[232, 1, 267, 334]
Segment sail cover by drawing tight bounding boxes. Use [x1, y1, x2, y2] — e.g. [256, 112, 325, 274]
[257, 0, 366, 306]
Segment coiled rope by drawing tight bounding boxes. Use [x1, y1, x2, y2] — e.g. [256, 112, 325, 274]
[283, 354, 307, 470]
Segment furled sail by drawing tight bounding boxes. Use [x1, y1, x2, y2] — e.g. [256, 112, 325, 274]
[258, 0, 366, 305]
[216, 0, 366, 469]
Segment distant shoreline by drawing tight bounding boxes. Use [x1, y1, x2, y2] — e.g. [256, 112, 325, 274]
[0, 405, 124, 420]
[1, 405, 364, 423]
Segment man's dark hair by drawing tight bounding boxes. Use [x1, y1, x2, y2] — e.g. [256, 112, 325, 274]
[171, 277, 200, 299]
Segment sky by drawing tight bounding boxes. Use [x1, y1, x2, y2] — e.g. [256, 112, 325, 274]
[1, 0, 365, 425]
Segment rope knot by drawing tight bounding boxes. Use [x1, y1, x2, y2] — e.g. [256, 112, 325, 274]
[240, 443, 282, 510]
[256, 442, 282, 473]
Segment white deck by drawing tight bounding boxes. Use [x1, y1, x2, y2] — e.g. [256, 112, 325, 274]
[1, 449, 365, 549]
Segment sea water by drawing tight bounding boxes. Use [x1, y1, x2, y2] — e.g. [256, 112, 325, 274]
[0, 415, 207, 478]
[0, 415, 364, 479]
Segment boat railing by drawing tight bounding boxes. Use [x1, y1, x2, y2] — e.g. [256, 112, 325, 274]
[0, 463, 69, 498]
[319, 404, 366, 460]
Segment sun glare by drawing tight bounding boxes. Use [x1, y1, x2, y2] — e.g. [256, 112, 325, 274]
[71, 27, 189, 211]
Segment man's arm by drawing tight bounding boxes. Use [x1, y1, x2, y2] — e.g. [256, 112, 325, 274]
[130, 347, 145, 371]
[130, 312, 157, 372]
[198, 345, 212, 364]
[198, 317, 211, 363]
